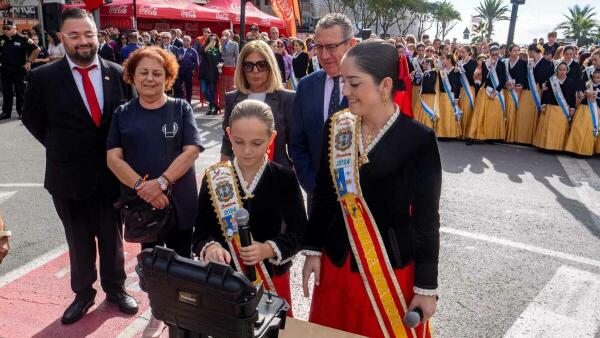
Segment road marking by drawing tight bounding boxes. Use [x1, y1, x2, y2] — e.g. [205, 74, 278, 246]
[0, 183, 43, 188]
[441, 227, 600, 268]
[115, 308, 153, 338]
[504, 265, 600, 338]
[0, 191, 16, 204]
[0, 244, 68, 288]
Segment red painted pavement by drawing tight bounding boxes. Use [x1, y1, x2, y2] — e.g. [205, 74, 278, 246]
[0, 242, 168, 338]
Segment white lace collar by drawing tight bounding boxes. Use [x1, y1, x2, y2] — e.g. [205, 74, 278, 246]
[358, 106, 400, 162]
[233, 155, 268, 199]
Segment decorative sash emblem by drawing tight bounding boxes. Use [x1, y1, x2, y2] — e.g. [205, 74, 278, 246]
[549, 75, 570, 121]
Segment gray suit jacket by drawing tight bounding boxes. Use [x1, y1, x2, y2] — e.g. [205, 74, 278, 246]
[220, 89, 295, 168]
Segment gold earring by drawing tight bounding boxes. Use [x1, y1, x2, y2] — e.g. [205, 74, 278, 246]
[382, 93, 389, 104]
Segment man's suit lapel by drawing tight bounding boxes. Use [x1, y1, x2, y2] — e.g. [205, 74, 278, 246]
[314, 70, 326, 124]
[99, 58, 113, 126]
[58, 58, 97, 128]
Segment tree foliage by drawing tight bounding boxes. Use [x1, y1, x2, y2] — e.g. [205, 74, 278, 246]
[555, 5, 598, 46]
[474, 0, 509, 42]
[432, 0, 461, 40]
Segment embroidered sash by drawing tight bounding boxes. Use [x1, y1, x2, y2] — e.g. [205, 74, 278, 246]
[487, 61, 507, 115]
[289, 69, 298, 91]
[458, 61, 474, 110]
[420, 72, 438, 123]
[549, 75, 570, 120]
[205, 162, 276, 292]
[587, 86, 599, 137]
[504, 59, 519, 110]
[329, 111, 422, 338]
[527, 60, 542, 112]
[412, 58, 424, 85]
[440, 68, 462, 121]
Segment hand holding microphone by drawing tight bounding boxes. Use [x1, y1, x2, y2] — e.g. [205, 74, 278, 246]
[234, 208, 277, 281]
[404, 294, 437, 328]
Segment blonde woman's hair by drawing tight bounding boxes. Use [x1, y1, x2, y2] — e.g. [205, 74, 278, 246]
[234, 40, 283, 95]
[229, 99, 275, 135]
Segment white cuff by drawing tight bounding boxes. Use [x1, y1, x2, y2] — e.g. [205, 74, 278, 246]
[301, 250, 322, 257]
[414, 286, 438, 297]
[265, 240, 288, 265]
[199, 241, 221, 262]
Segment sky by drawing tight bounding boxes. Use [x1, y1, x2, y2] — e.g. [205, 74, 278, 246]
[445, 0, 598, 45]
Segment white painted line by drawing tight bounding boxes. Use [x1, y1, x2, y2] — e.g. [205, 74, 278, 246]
[441, 227, 600, 268]
[0, 191, 16, 204]
[115, 308, 153, 338]
[0, 183, 43, 188]
[504, 265, 600, 338]
[0, 244, 68, 288]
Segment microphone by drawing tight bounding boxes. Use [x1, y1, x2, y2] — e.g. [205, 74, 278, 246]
[234, 208, 256, 282]
[403, 307, 423, 328]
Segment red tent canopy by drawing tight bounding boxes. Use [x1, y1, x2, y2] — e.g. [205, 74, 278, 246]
[204, 0, 284, 29]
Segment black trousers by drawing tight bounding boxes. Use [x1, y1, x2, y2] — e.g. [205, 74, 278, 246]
[141, 228, 193, 259]
[52, 189, 126, 298]
[1, 69, 26, 118]
[174, 72, 193, 103]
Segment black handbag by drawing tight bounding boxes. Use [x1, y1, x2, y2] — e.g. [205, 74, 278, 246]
[122, 98, 178, 243]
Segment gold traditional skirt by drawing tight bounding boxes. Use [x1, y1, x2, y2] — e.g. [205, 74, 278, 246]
[459, 86, 476, 138]
[412, 85, 421, 114]
[436, 93, 462, 138]
[533, 104, 570, 151]
[414, 93, 437, 129]
[564, 105, 597, 156]
[595, 133, 600, 154]
[515, 89, 539, 145]
[467, 88, 506, 140]
[504, 89, 519, 143]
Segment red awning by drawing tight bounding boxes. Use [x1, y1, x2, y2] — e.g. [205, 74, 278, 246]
[66, 0, 226, 22]
[204, 0, 284, 29]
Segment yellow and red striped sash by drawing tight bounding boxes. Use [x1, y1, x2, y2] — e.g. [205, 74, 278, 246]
[329, 110, 432, 338]
[205, 162, 276, 292]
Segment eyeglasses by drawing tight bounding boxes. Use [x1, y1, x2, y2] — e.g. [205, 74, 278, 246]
[242, 60, 269, 72]
[314, 38, 350, 53]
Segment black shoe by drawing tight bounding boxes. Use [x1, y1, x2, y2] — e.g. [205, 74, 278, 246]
[0, 115, 9, 120]
[62, 292, 96, 325]
[466, 138, 474, 146]
[106, 291, 138, 315]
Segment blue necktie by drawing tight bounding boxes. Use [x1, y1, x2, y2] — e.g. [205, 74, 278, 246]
[328, 76, 340, 116]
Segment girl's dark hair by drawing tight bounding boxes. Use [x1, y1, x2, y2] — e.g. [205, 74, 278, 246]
[528, 43, 542, 53]
[346, 39, 400, 96]
[442, 53, 457, 66]
[48, 31, 60, 46]
[508, 44, 519, 52]
[462, 45, 472, 55]
[203, 33, 220, 49]
[424, 58, 435, 68]
[563, 45, 575, 53]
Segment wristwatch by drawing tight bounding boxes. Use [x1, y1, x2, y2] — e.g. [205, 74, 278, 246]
[157, 176, 169, 191]
[0, 230, 11, 238]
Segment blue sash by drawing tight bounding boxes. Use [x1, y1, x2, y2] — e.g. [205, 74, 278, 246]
[420, 72, 438, 122]
[587, 87, 599, 137]
[311, 56, 320, 72]
[527, 60, 542, 112]
[289, 69, 298, 91]
[440, 69, 462, 121]
[504, 59, 519, 110]
[550, 75, 570, 120]
[458, 61, 474, 110]
[412, 57, 424, 85]
[488, 62, 506, 115]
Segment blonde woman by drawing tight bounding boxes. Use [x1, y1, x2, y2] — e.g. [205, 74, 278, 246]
[220, 40, 295, 168]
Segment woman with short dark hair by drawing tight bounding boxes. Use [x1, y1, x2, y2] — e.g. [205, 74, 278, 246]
[106, 46, 204, 337]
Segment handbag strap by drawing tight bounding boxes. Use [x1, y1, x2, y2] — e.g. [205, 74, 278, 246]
[164, 98, 177, 163]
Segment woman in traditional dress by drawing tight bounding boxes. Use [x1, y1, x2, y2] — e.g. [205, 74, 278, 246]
[565, 68, 600, 156]
[533, 61, 576, 151]
[435, 53, 462, 138]
[504, 44, 528, 143]
[560, 45, 583, 91]
[467, 46, 507, 141]
[413, 58, 438, 129]
[409, 43, 426, 114]
[302, 39, 440, 338]
[193, 99, 307, 314]
[457, 46, 477, 138]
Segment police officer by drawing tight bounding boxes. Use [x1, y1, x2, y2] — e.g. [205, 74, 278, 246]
[174, 35, 199, 103]
[0, 20, 40, 120]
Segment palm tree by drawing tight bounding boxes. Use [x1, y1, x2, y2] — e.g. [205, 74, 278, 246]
[474, 0, 509, 42]
[433, 0, 461, 40]
[471, 20, 488, 43]
[555, 5, 598, 46]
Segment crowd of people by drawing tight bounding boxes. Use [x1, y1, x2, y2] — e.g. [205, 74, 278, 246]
[1, 4, 599, 338]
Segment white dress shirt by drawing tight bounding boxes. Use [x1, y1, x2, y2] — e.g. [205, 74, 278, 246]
[248, 92, 267, 102]
[323, 74, 344, 122]
[66, 54, 104, 115]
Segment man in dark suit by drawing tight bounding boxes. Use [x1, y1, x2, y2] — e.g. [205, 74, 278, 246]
[97, 30, 115, 62]
[289, 13, 355, 196]
[22, 8, 138, 325]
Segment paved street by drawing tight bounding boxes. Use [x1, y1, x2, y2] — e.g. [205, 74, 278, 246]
[1, 108, 599, 337]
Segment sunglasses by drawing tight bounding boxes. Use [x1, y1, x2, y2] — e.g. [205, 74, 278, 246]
[242, 60, 269, 72]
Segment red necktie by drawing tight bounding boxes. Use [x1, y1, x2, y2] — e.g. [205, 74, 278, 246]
[74, 65, 102, 127]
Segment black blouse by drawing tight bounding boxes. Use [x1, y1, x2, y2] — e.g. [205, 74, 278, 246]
[541, 77, 576, 108]
[193, 161, 307, 276]
[482, 60, 507, 92]
[420, 71, 438, 94]
[304, 114, 442, 290]
[292, 52, 309, 80]
[461, 59, 477, 86]
[533, 58, 554, 86]
[439, 69, 461, 99]
[581, 83, 600, 106]
[507, 58, 528, 89]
